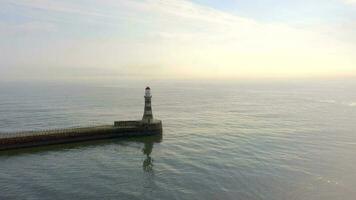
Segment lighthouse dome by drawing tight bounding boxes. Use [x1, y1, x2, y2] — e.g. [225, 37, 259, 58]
[145, 86, 151, 97]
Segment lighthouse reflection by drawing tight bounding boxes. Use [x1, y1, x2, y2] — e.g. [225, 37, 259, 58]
[142, 141, 154, 172]
[141, 134, 162, 172]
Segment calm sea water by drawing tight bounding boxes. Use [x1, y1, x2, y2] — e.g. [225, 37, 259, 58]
[0, 79, 355, 200]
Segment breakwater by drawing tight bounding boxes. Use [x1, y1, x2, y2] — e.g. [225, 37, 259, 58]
[0, 87, 162, 151]
[0, 122, 162, 151]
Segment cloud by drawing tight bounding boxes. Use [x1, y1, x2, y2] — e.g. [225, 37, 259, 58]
[341, 0, 356, 5]
[0, 0, 355, 80]
[0, 21, 57, 37]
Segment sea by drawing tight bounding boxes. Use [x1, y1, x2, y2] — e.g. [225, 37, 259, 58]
[0, 79, 355, 200]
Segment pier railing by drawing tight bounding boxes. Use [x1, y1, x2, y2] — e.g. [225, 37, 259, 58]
[0, 125, 114, 139]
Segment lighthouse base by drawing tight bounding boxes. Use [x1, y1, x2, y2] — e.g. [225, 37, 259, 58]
[114, 120, 162, 134]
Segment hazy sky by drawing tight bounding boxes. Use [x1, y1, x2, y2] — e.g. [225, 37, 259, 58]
[1, 0, 356, 80]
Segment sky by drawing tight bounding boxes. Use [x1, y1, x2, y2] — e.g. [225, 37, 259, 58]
[0, 0, 356, 80]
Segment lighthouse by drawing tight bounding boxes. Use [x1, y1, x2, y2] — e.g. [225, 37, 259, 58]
[142, 87, 154, 124]
[115, 86, 162, 132]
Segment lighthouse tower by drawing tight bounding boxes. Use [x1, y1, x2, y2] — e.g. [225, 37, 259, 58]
[142, 87, 154, 124]
[114, 86, 162, 132]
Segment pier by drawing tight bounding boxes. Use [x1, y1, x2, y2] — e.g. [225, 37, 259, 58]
[0, 87, 162, 151]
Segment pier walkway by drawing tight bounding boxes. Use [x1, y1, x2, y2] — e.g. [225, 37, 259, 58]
[0, 125, 115, 139]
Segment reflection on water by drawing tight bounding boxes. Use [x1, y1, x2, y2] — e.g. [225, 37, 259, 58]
[142, 139, 154, 172]
[141, 134, 161, 173]
[0, 134, 163, 199]
[0, 134, 162, 160]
